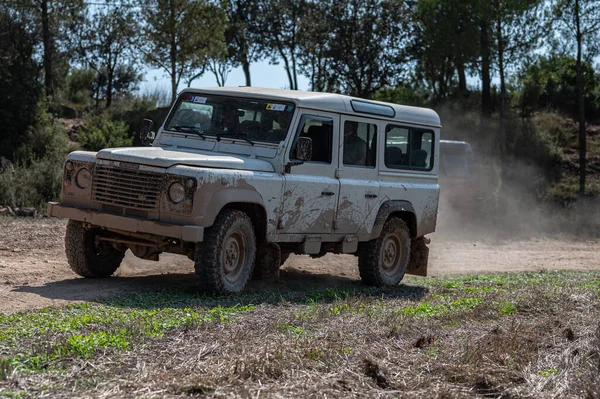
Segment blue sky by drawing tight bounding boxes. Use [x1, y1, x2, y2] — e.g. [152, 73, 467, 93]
[140, 59, 311, 98]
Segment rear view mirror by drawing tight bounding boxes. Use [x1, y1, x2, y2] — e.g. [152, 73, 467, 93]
[140, 119, 155, 145]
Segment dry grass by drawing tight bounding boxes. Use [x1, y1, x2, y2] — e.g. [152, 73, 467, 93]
[1, 271, 599, 398]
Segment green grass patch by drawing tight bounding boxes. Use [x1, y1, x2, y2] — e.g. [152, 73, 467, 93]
[0, 292, 256, 372]
[540, 368, 559, 377]
[499, 302, 518, 316]
[397, 297, 484, 318]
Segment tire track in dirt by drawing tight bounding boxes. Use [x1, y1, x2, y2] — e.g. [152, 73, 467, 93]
[1, 218, 599, 313]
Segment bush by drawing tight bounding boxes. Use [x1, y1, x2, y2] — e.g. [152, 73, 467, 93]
[0, 11, 42, 161]
[517, 55, 600, 119]
[78, 116, 133, 151]
[0, 107, 71, 210]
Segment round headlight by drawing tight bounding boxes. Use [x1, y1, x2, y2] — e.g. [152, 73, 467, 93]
[75, 168, 91, 189]
[168, 182, 185, 204]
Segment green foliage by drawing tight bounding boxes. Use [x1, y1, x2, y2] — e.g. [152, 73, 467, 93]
[376, 86, 429, 107]
[141, 0, 227, 102]
[0, 106, 70, 210]
[0, 10, 43, 161]
[0, 294, 256, 372]
[62, 68, 96, 107]
[500, 302, 518, 315]
[77, 116, 133, 151]
[397, 298, 483, 318]
[517, 55, 600, 118]
[540, 368, 559, 377]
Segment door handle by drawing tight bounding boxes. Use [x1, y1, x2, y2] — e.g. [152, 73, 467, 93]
[321, 190, 335, 197]
[365, 192, 378, 199]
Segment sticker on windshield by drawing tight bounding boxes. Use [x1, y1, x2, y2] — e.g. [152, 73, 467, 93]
[189, 96, 207, 104]
[266, 103, 286, 111]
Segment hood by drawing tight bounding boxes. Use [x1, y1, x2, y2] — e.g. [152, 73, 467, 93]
[96, 147, 275, 172]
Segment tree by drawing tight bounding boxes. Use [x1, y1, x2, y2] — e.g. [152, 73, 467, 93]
[207, 57, 233, 87]
[75, 6, 139, 108]
[0, 9, 42, 160]
[141, 0, 226, 103]
[223, 0, 262, 86]
[257, 0, 305, 90]
[491, 0, 542, 153]
[517, 55, 600, 118]
[8, 0, 84, 99]
[297, 1, 339, 92]
[409, 0, 480, 102]
[326, 0, 409, 98]
[550, 0, 600, 194]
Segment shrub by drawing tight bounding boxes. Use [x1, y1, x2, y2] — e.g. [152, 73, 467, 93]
[0, 106, 71, 210]
[78, 116, 133, 151]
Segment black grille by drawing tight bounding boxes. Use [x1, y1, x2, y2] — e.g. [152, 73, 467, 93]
[92, 165, 162, 211]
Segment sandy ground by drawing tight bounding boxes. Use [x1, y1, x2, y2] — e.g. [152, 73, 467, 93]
[0, 218, 599, 313]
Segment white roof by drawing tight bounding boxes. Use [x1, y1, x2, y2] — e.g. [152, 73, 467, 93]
[180, 86, 441, 128]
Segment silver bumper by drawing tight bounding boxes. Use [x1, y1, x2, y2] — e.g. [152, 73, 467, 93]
[46, 202, 204, 242]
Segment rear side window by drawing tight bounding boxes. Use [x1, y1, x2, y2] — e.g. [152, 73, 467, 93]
[385, 125, 434, 170]
[343, 121, 377, 167]
[291, 115, 334, 163]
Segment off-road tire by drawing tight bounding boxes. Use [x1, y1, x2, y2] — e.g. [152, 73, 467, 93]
[358, 217, 411, 286]
[65, 220, 125, 278]
[194, 209, 256, 294]
[252, 242, 281, 281]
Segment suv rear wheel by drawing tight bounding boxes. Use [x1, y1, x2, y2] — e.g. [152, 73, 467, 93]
[194, 209, 256, 294]
[65, 220, 125, 278]
[358, 217, 411, 286]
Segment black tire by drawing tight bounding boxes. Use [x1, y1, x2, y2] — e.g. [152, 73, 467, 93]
[194, 209, 256, 294]
[65, 220, 125, 278]
[358, 217, 411, 286]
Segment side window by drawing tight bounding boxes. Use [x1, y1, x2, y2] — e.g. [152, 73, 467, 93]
[385, 125, 434, 170]
[343, 121, 377, 167]
[385, 126, 409, 168]
[291, 115, 333, 163]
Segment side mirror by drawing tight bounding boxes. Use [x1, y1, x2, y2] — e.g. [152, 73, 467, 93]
[294, 136, 312, 162]
[286, 136, 312, 173]
[140, 119, 155, 145]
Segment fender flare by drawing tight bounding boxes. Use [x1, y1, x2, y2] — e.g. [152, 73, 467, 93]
[369, 200, 417, 239]
[203, 188, 266, 227]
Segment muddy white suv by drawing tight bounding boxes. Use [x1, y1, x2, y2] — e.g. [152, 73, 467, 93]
[48, 87, 440, 294]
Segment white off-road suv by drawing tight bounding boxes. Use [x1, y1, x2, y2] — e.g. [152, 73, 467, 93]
[48, 87, 440, 294]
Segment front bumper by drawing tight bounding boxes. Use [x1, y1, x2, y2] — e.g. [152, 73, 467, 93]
[47, 202, 204, 242]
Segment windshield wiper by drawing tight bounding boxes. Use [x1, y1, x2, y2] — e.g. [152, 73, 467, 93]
[173, 125, 207, 140]
[215, 134, 255, 146]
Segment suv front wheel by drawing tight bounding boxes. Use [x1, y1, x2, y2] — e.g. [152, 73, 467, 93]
[194, 209, 256, 294]
[358, 217, 411, 286]
[65, 220, 125, 278]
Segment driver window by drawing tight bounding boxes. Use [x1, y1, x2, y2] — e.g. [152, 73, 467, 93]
[291, 115, 333, 163]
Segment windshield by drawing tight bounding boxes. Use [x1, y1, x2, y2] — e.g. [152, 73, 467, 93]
[164, 93, 296, 143]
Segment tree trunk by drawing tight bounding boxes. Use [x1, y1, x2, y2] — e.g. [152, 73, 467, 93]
[495, 0, 506, 156]
[242, 60, 251, 86]
[106, 68, 113, 108]
[291, 51, 298, 90]
[480, 19, 492, 118]
[41, 0, 54, 98]
[456, 61, 467, 96]
[169, 0, 177, 104]
[280, 51, 294, 90]
[575, 0, 586, 195]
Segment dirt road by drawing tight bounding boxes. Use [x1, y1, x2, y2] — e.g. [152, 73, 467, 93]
[1, 218, 598, 313]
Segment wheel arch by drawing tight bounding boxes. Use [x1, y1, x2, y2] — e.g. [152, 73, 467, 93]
[370, 200, 418, 239]
[204, 188, 268, 242]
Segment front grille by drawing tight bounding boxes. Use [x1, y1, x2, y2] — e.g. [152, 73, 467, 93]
[92, 165, 162, 211]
